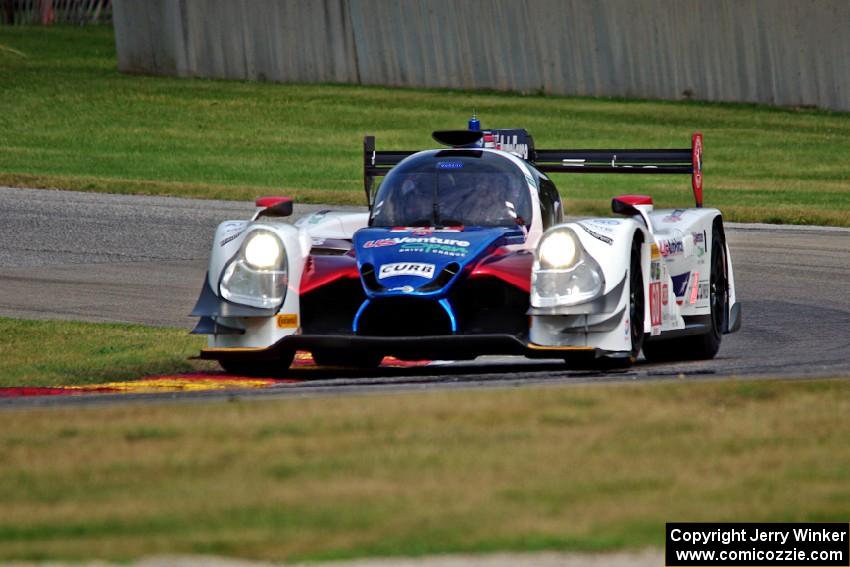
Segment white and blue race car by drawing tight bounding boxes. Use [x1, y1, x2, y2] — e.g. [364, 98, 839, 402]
[191, 120, 741, 373]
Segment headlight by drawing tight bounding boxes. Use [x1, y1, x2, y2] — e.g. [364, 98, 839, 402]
[538, 230, 579, 269]
[532, 228, 604, 307]
[220, 230, 288, 309]
[244, 232, 282, 269]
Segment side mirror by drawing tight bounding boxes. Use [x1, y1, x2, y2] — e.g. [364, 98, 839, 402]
[255, 196, 294, 218]
[612, 194, 653, 216]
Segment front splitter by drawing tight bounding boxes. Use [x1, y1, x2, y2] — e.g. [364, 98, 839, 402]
[201, 333, 598, 363]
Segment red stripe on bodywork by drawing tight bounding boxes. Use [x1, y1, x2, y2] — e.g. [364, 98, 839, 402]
[299, 254, 361, 295]
[470, 248, 533, 293]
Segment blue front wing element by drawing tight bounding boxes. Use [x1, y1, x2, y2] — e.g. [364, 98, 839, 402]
[351, 226, 524, 333]
[353, 227, 523, 299]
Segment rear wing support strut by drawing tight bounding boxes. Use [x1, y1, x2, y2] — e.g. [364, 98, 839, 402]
[363, 135, 416, 207]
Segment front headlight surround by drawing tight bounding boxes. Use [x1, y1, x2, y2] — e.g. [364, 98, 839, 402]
[532, 228, 605, 307]
[219, 229, 288, 310]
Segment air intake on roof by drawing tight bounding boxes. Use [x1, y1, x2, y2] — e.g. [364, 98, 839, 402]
[432, 130, 484, 147]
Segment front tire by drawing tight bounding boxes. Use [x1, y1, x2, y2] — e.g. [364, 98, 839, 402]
[219, 351, 295, 377]
[626, 238, 645, 361]
[593, 237, 644, 369]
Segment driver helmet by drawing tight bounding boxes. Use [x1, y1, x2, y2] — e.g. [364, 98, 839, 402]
[400, 178, 431, 222]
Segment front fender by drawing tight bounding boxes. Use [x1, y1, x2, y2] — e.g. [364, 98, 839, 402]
[568, 217, 646, 297]
[197, 220, 310, 349]
[528, 217, 647, 351]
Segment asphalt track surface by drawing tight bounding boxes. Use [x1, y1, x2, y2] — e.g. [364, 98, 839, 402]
[1, 186, 849, 407]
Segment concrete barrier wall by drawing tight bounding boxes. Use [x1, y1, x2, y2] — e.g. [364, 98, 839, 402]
[113, 0, 850, 112]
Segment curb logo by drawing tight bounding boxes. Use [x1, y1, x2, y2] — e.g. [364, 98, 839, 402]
[378, 262, 436, 279]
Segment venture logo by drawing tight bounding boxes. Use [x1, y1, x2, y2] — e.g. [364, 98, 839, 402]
[364, 236, 471, 248]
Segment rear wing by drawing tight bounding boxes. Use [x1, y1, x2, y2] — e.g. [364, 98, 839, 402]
[363, 132, 704, 208]
[532, 133, 704, 207]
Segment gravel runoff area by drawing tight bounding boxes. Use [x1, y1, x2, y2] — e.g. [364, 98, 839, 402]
[2, 551, 664, 567]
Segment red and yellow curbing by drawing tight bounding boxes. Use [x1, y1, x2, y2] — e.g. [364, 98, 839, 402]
[0, 353, 433, 398]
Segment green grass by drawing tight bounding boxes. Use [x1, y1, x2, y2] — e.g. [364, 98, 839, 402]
[1, 377, 849, 561]
[0, 317, 211, 387]
[1, 26, 849, 225]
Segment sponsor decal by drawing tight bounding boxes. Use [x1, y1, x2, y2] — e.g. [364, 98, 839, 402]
[658, 238, 684, 257]
[219, 231, 243, 247]
[525, 174, 536, 188]
[578, 223, 613, 245]
[311, 237, 326, 246]
[651, 243, 661, 261]
[219, 221, 245, 247]
[493, 133, 529, 159]
[661, 283, 669, 306]
[276, 314, 298, 329]
[651, 259, 662, 280]
[696, 280, 710, 302]
[689, 271, 700, 305]
[363, 238, 397, 248]
[671, 272, 691, 298]
[399, 243, 468, 256]
[377, 262, 436, 279]
[662, 209, 686, 223]
[692, 231, 706, 258]
[389, 227, 461, 234]
[363, 236, 470, 248]
[437, 160, 464, 169]
[649, 281, 662, 334]
[388, 285, 415, 293]
[580, 219, 621, 234]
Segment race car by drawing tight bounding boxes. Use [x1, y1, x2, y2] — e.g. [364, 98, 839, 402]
[191, 118, 741, 373]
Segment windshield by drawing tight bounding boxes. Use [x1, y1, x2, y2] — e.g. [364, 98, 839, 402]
[370, 151, 532, 228]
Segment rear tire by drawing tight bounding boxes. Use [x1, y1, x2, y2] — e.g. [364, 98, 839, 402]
[311, 350, 384, 368]
[643, 224, 727, 362]
[219, 351, 295, 377]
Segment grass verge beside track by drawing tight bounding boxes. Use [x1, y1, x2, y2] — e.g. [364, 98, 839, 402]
[0, 318, 210, 387]
[1, 26, 849, 225]
[1, 377, 849, 561]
